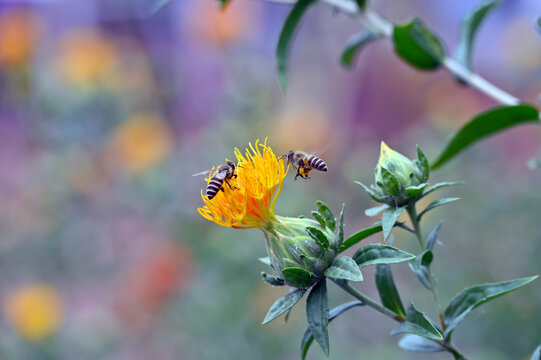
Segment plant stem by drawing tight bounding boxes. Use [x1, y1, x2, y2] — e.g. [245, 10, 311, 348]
[406, 203, 446, 332]
[262, 0, 521, 106]
[332, 279, 405, 321]
[332, 279, 468, 359]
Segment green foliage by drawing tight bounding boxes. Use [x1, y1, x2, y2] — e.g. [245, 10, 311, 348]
[276, 0, 318, 93]
[261, 272, 285, 286]
[417, 198, 460, 221]
[355, 181, 387, 203]
[376, 264, 406, 317]
[341, 30, 382, 68]
[405, 183, 427, 198]
[393, 18, 445, 70]
[353, 244, 415, 268]
[306, 280, 330, 356]
[425, 220, 443, 251]
[382, 206, 405, 240]
[324, 256, 363, 282]
[415, 145, 430, 181]
[316, 200, 336, 231]
[379, 167, 401, 197]
[263, 288, 306, 324]
[311, 211, 326, 228]
[354, 0, 366, 10]
[365, 204, 389, 217]
[443, 276, 538, 337]
[431, 105, 540, 169]
[339, 224, 383, 252]
[306, 227, 330, 250]
[301, 301, 363, 360]
[218, 0, 231, 10]
[409, 250, 434, 290]
[398, 334, 444, 352]
[282, 267, 318, 288]
[422, 182, 464, 198]
[391, 303, 443, 340]
[454, 1, 500, 71]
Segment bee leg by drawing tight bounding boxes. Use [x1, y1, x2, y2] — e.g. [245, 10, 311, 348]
[294, 167, 302, 181]
[224, 179, 238, 190]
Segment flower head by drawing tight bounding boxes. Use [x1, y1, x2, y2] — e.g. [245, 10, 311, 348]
[198, 138, 287, 229]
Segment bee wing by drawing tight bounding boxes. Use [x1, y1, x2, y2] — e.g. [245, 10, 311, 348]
[192, 169, 212, 177]
[214, 170, 228, 179]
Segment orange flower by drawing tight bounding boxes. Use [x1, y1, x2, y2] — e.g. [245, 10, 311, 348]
[4, 284, 63, 341]
[198, 139, 287, 229]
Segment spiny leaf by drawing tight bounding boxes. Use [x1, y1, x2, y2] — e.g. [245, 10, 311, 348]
[382, 206, 405, 240]
[365, 204, 389, 217]
[276, 0, 317, 94]
[282, 267, 317, 288]
[398, 334, 445, 352]
[263, 288, 306, 324]
[416, 145, 430, 181]
[431, 105, 540, 169]
[324, 256, 363, 282]
[422, 181, 464, 198]
[306, 227, 329, 250]
[376, 264, 406, 317]
[316, 201, 336, 231]
[426, 220, 443, 251]
[409, 250, 434, 290]
[337, 203, 345, 247]
[261, 272, 285, 286]
[311, 211, 326, 228]
[454, 1, 501, 71]
[353, 244, 415, 268]
[391, 302, 443, 340]
[444, 276, 538, 337]
[306, 280, 329, 356]
[301, 301, 363, 359]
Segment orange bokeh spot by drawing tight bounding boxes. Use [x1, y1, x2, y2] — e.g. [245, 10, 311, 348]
[0, 8, 42, 67]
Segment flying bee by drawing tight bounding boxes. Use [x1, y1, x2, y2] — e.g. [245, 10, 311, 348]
[193, 161, 238, 200]
[281, 150, 328, 180]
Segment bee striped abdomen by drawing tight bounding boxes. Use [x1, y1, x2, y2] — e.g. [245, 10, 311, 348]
[308, 156, 328, 172]
[206, 179, 224, 199]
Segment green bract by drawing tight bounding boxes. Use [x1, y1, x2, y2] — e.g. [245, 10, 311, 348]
[263, 215, 338, 288]
[368, 142, 429, 206]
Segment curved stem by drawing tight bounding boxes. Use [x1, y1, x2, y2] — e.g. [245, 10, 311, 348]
[261, 0, 521, 106]
[406, 203, 446, 332]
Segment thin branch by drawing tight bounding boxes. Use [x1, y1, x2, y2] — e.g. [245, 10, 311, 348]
[260, 0, 521, 106]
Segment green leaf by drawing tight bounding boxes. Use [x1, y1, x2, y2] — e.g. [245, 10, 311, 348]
[406, 183, 427, 198]
[531, 345, 541, 360]
[409, 250, 434, 290]
[391, 303, 443, 340]
[306, 227, 329, 250]
[444, 276, 538, 337]
[353, 244, 415, 268]
[324, 256, 363, 282]
[393, 18, 445, 70]
[261, 272, 285, 286]
[454, 1, 500, 71]
[262, 288, 306, 324]
[316, 201, 336, 231]
[425, 220, 443, 251]
[258, 257, 271, 266]
[282, 267, 318, 288]
[380, 167, 401, 197]
[337, 203, 345, 247]
[417, 198, 460, 221]
[276, 0, 317, 94]
[422, 181, 464, 198]
[431, 105, 540, 169]
[365, 204, 389, 217]
[382, 206, 405, 240]
[306, 280, 329, 356]
[339, 224, 383, 252]
[398, 334, 445, 352]
[355, 181, 387, 203]
[340, 29, 382, 68]
[416, 145, 430, 181]
[311, 211, 326, 228]
[376, 264, 406, 317]
[301, 301, 363, 360]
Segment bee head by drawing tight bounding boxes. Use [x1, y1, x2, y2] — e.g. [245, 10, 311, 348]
[226, 160, 235, 169]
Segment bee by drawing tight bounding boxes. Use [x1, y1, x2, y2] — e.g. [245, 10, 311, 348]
[193, 161, 238, 200]
[282, 150, 328, 180]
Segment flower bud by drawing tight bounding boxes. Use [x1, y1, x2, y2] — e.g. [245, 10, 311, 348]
[262, 216, 337, 288]
[371, 142, 429, 206]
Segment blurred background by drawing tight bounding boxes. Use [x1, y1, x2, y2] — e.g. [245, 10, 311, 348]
[0, 0, 540, 359]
